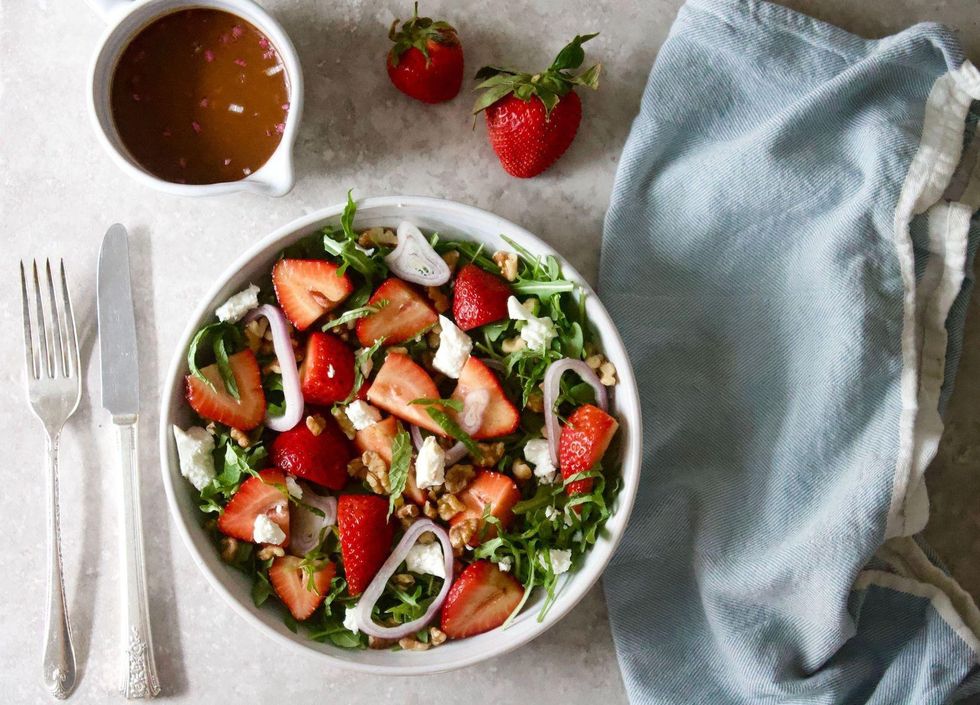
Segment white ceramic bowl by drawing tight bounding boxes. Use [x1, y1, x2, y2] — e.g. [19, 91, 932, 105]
[87, 0, 302, 197]
[159, 196, 643, 674]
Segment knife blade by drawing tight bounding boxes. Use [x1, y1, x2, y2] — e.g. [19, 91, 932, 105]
[98, 223, 140, 419]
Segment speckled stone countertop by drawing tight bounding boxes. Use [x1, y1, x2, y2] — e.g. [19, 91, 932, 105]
[1, 1, 978, 703]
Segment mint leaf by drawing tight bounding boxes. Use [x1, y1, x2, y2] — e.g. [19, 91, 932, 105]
[409, 397, 464, 412]
[424, 407, 480, 456]
[387, 427, 412, 516]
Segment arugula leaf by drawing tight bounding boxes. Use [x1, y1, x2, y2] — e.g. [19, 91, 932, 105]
[340, 189, 357, 242]
[387, 426, 412, 516]
[252, 572, 273, 607]
[322, 300, 388, 332]
[186, 322, 244, 400]
[408, 397, 464, 412]
[343, 337, 385, 404]
[424, 407, 481, 456]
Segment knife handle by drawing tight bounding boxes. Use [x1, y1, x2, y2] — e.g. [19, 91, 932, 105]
[116, 419, 161, 699]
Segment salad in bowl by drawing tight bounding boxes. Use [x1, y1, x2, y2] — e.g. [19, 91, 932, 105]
[162, 194, 640, 671]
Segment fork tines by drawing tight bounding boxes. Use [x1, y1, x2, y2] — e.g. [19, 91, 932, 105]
[20, 259, 79, 381]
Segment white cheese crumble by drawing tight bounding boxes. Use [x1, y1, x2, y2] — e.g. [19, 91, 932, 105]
[343, 606, 359, 634]
[253, 514, 286, 545]
[215, 283, 260, 323]
[544, 505, 560, 521]
[507, 296, 557, 352]
[497, 556, 513, 573]
[432, 315, 473, 378]
[524, 438, 557, 484]
[541, 548, 572, 575]
[285, 476, 302, 499]
[415, 436, 446, 489]
[405, 540, 446, 579]
[172, 425, 216, 491]
[346, 400, 382, 431]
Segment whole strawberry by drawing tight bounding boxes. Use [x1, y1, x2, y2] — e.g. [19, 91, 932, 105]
[387, 3, 463, 104]
[473, 34, 601, 178]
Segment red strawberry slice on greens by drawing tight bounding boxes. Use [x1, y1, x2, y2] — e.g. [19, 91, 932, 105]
[366, 352, 447, 436]
[558, 403, 619, 497]
[300, 332, 355, 405]
[353, 415, 428, 504]
[386, 3, 464, 104]
[268, 555, 336, 621]
[449, 470, 520, 542]
[451, 264, 511, 331]
[185, 349, 266, 431]
[272, 259, 353, 331]
[440, 560, 524, 639]
[337, 494, 396, 596]
[473, 34, 600, 178]
[270, 415, 353, 490]
[449, 357, 519, 439]
[356, 277, 438, 347]
[217, 469, 290, 546]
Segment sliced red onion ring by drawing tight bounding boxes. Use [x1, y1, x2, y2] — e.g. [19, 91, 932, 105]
[384, 221, 451, 286]
[445, 440, 468, 465]
[244, 305, 304, 432]
[543, 358, 608, 466]
[411, 424, 469, 465]
[458, 389, 490, 435]
[289, 483, 337, 556]
[353, 519, 453, 639]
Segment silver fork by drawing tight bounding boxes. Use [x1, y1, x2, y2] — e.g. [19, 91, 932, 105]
[20, 260, 81, 700]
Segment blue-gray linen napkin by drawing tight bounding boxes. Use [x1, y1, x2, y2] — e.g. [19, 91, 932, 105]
[599, 0, 980, 702]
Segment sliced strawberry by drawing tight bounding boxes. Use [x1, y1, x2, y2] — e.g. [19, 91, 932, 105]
[449, 357, 520, 439]
[558, 404, 619, 496]
[270, 416, 352, 490]
[452, 264, 511, 331]
[268, 555, 336, 621]
[337, 494, 395, 595]
[440, 560, 524, 639]
[300, 332, 355, 405]
[186, 349, 266, 430]
[366, 352, 447, 436]
[355, 277, 438, 346]
[217, 469, 289, 546]
[272, 259, 353, 331]
[449, 470, 520, 542]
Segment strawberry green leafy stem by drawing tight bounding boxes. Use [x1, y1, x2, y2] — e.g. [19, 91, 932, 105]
[388, 2, 458, 66]
[472, 33, 601, 116]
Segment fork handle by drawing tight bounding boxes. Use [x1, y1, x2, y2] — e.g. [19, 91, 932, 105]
[115, 419, 160, 699]
[42, 431, 77, 699]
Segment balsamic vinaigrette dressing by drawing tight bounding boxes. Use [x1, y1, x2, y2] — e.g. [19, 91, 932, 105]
[110, 9, 289, 185]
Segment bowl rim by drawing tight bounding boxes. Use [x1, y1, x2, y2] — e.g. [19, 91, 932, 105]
[158, 195, 643, 674]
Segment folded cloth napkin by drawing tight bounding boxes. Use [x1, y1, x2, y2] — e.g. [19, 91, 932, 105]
[599, 1, 980, 702]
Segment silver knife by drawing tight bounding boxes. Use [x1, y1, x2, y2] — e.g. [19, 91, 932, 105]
[98, 224, 161, 699]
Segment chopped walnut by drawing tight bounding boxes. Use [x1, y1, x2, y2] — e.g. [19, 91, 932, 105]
[256, 545, 285, 560]
[396, 503, 419, 529]
[219, 537, 238, 563]
[511, 459, 533, 481]
[426, 328, 442, 350]
[305, 414, 326, 437]
[437, 494, 465, 521]
[417, 530, 436, 544]
[444, 464, 475, 494]
[450, 518, 478, 553]
[585, 353, 604, 370]
[230, 427, 251, 448]
[398, 636, 431, 652]
[387, 346, 409, 357]
[493, 250, 519, 281]
[363, 450, 390, 494]
[475, 442, 505, 467]
[598, 360, 617, 386]
[429, 627, 448, 646]
[331, 406, 357, 439]
[422, 500, 438, 520]
[392, 573, 416, 589]
[441, 250, 461, 273]
[427, 286, 450, 313]
[244, 318, 268, 352]
[369, 635, 396, 650]
[263, 359, 282, 375]
[347, 457, 368, 481]
[501, 336, 526, 353]
[526, 389, 545, 413]
[358, 227, 398, 248]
